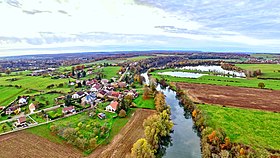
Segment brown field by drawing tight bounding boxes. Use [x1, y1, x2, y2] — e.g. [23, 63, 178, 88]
[89, 109, 156, 158]
[0, 131, 82, 158]
[176, 82, 280, 112]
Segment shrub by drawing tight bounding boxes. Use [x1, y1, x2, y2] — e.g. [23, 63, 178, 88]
[118, 109, 127, 118]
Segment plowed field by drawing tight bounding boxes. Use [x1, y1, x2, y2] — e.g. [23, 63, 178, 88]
[89, 109, 155, 158]
[0, 131, 81, 158]
[176, 82, 280, 112]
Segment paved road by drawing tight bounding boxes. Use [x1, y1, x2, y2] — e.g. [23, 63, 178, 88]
[118, 67, 129, 82]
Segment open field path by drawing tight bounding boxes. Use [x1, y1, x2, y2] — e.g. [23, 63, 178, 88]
[89, 108, 156, 158]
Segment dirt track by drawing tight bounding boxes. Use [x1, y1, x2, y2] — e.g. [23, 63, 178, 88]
[176, 83, 280, 112]
[89, 109, 155, 158]
[0, 131, 82, 158]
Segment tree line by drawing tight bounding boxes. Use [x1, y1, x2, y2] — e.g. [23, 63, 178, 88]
[131, 91, 173, 158]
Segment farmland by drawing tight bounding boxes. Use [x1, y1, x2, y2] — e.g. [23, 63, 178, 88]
[151, 69, 280, 90]
[0, 76, 71, 92]
[0, 86, 25, 106]
[176, 82, 280, 112]
[89, 108, 156, 158]
[197, 104, 280, 152]
[0, 131, 81, 158]
[237, 64, 280, 78]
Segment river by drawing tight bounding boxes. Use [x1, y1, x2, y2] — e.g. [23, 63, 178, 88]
[141, 72, 201, 158]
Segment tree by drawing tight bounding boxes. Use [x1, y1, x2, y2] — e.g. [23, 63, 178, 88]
[62, 127, 76, 143]
[143, 110, 173, 150]
[131, 138, 155, 158]
[258, 82, 265, 89]
[65, 94, 72, 106]
[154, 92, 167, 112]
[5, 69, 11, 75]
[143, 86, 150, 100]
[89, 138, 97, 149]
[71, 67, 75, 76]
[118, 109, 127, 118]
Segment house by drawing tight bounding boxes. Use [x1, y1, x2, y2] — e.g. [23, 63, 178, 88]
[19, 97, 27, 106]
[106, 101, 119, 112]
[72, 93, 80, 99]
[97, 90, 107, 98]
[97, 113, 106, 119]
[118, 82, 127, 88]
[90, 83, 102, 92]
[77, 91, 85, 97]
[6, 106, 20, 115]
[81, 93, 96, 106]
[29, 103, 36, 113]
[55, 96, 65, 102]
[101, 79, 109, 85]
[108, 91, 121, 99]
[16, 116, 27, 127]
[111, 82, 119, 88]
[69, 82, 75, 86]
[104, 85, 114, 91]
[62, 106, 76, 114]
[125, 89, 138, 98]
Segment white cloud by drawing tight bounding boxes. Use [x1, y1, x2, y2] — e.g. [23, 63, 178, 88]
[0, 0, 280, 55]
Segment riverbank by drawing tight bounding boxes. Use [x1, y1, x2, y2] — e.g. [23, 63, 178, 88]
[174, 83, 280, 157]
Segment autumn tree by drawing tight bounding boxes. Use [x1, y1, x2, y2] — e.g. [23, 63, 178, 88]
[143, 110, 173, 150]
[89, 138, 97, 149]
[131, 138, 155, 158]
[118, 109, 127, 118]
[154, 92, 167, 112]
[143, 86, 150, 100]
[258, 82, 265, 89]
[5, 69, 11, 75]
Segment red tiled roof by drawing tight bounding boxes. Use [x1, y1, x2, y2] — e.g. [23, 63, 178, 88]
[111, 91, 120, 97]
[110, 101, 119, 110]
[18, 117, 26, 123]
[63, 106, 75, 112]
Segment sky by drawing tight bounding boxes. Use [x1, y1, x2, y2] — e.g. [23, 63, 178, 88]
[0, 0, 280, 56]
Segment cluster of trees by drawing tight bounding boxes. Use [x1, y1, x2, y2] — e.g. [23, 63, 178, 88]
[71, 65, 87, 79]
[116, 95, 133, 117]
[244, 69, 262, 77]
[131, 91, 173, 158]
[50, 121, 109, 151]
[221, 63, 242, 71]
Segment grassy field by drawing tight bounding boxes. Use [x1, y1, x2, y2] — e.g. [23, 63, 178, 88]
[198, 104, 280, 151]
[0, 76, 70, 92]
[251, 53, 280, 59]
[26, 105, 135, 154]
[133, 95, 155, 109]
[0, 86, 26, 106]
[30, 93, 62, 109]
[236, 64, 280, 78]
[94, 66, 121, 80]
[104, 108, 136, 144]
[126, 56, 153, 61]
[151, 70, 280, 90]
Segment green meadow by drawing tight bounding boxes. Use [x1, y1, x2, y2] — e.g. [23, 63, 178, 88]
[150, 69, 280, 90]
[198, 104, 280, 151]
[0, 86, 26, 106]
[236, 64, 280, 78]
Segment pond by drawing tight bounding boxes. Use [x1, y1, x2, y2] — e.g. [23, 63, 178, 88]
[179, 65, 245, 77]
[158, 71, 206, 78]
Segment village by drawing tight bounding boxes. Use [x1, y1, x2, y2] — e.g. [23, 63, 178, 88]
[0, 63, 139, 136]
